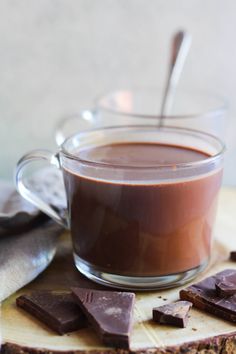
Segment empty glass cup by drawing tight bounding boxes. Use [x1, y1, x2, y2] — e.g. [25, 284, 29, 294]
[55, 88, 227, 145]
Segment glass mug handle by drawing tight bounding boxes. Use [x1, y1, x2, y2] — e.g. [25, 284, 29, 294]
[55, 109, 98, 145]
[15, 149, 68, 228]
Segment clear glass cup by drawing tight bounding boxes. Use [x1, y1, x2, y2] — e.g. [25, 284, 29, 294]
[55, 88, 227, 145]
[15, 125, 225, 290]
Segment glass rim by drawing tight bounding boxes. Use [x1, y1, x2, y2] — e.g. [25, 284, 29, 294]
[95, 87, 228, 120]
[60, 125, 225, 171]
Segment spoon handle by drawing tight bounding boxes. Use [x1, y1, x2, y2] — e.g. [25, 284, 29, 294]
[159, 30, 192, 125]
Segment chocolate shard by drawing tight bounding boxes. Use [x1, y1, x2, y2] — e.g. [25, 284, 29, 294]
[16, 291, 87, 335]
[215, 272, 236, 297]
[71, 287, 135, 349]
[230, 251, 236, 262]
[180, 269, 236, 323]
[152, 301, 192, 328]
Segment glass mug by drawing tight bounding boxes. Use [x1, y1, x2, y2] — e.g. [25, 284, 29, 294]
[15, 125, 225, 290]
[55, 88, 227, 145]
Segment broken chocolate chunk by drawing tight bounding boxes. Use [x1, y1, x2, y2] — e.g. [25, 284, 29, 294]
[152, 301, 192, 328]
[16, 291, 87, 334]
[215, 271, 236, 297]
[180, 269, 236, 323]
[71, 287, 135, 349]
[230, 251, 236, 262]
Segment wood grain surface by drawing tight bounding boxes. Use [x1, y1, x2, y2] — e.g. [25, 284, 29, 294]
[1, 187, 236, 354]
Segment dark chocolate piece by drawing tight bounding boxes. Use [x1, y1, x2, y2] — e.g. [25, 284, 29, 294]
[215, 271, 236, 297]
[16, 291, 87, 334]
[230, 251, 236, 262]
[71, 287, 135, 349]
[180, 269, 236, 323]
[152, 301, 192, 328]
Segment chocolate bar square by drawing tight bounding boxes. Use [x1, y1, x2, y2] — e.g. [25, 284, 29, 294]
[180, 269, 236, 323]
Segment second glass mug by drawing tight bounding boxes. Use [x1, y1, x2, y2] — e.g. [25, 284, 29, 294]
[15, 125, 225, 290]
[55, 88, 227, 145]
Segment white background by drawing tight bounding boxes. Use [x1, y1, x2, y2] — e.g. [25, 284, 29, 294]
[1, 0, 236, 184]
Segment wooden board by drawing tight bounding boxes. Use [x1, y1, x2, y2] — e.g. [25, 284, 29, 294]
[1, 187, 236, 353]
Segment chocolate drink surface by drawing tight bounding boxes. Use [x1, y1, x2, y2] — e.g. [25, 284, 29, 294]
[63, 142, 222, 277]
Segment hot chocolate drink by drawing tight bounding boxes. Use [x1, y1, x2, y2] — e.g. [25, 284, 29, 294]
[63, 142, 222, 277]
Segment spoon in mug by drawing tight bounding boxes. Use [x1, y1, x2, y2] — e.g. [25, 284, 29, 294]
[159, 30, 192, 126]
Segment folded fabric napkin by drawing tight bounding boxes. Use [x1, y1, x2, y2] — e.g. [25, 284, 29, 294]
[0, 172, 65, 301]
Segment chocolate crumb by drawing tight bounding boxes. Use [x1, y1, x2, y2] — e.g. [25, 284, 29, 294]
[192, 327, 197, 331]
[163, 298, 168, 301]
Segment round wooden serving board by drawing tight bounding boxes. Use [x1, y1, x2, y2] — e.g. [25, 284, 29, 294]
[1, 187, 236, 353]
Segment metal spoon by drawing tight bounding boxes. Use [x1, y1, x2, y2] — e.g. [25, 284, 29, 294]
[159, 30, 192, 126]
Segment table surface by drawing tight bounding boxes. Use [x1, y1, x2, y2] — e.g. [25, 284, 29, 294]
[1, 187, 236, 353]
